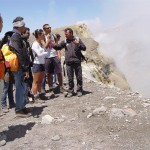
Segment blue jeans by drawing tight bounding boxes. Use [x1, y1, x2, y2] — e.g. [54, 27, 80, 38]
[1, 81, 15, 108]
[13, 69, 27, 112]
[41, 74, 46, 90]
[0, 80, 4, 113]
[41, 74, 56, 89]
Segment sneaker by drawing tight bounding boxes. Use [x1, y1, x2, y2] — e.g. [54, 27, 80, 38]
[39, 94, 50, 100]
[2, 107, 9, 113]
[66, 92, 73, 98]
[41, 88, 45, 94]
[28, 97, 34, 104]
[9, 104, 15, 109]
[53, 83, 58, 88]
[77, 91, 82, 97]
[60, 86, 65, 93]
[49, 88, 55, 98]
[33, 94, 40, 103]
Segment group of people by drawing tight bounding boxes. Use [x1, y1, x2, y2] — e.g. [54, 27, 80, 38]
[0, 15, 86, 117]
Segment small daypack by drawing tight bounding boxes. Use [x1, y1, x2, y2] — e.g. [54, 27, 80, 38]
[1, 31, 19, 72]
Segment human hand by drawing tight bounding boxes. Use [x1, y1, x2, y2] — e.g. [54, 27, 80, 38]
[23, 72, 29, 79]
[46, 34, 51, 40]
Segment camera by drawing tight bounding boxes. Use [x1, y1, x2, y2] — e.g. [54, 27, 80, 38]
[66, 38, 75, 43]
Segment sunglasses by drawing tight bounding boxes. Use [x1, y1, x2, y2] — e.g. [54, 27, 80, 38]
[44, 27, 51, 30]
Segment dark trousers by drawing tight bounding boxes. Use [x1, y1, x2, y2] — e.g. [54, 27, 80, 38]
[66, 62, 83, 93]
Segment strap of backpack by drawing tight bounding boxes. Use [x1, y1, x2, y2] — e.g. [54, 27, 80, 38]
[81, 52, 87, 63]
[63, 60, 66, 77]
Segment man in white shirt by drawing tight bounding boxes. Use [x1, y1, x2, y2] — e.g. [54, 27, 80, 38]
[43, 24, 63, 94]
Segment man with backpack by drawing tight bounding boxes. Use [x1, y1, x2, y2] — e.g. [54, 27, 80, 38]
[54, 28, 86, 97]
[9, 16, 30, 117]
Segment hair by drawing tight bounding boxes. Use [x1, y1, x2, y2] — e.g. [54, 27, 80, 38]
[33, 29, 43, 38]
[25, 27, 30, 31]
[23, 27, 30, 33]
[43, 24, 50, 30]
[64, 28, 73, 34]
[55, 33, 61, 39]
[13, 16, 24, 23]
[22, 27, 30, 35]
[0, 14, 3, 23]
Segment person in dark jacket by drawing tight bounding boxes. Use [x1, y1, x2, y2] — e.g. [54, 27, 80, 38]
[10, 16, 30, 117]
[22, 27, 34, 102]
[54, 28, 86, 97]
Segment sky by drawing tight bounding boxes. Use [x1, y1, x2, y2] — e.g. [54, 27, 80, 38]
[1, 0, 150, 98]
[0, 0, 121, 36]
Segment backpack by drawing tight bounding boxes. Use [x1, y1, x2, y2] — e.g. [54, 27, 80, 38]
[0, 37, 9, 79]
[1, 31, 19, 72]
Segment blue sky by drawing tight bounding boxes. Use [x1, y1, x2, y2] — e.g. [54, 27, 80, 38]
[0, 0, 122, 37]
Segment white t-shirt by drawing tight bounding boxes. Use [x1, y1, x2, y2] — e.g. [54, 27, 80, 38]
[32, 41, 48, 64]
[45, 34, 57, 58]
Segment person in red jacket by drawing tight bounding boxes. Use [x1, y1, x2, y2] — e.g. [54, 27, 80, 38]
[0, 14, 4, 115]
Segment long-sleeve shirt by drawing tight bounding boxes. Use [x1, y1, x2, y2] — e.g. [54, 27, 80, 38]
[32, 41, 48, 64]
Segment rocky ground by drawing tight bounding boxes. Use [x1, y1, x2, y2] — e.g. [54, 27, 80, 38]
[0, 78, 150, 150]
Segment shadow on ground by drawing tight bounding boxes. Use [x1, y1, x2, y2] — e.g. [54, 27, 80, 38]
[83, 90, 92, 95]
[31, 105, 47, 118]
[0, 122, 35, 142]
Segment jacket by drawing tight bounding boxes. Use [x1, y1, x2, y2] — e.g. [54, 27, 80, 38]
[10, 30, 29, 72]
[54, 37, 86, 64]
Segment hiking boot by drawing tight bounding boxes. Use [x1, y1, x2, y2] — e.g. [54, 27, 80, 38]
[66, 92, 73, 98]
[22, 107, 30, 114]
[77, 91, 82, 97]
[16, 109, 31, 118]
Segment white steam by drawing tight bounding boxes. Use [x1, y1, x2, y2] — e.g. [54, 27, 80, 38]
[78, 1, 150, 98]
